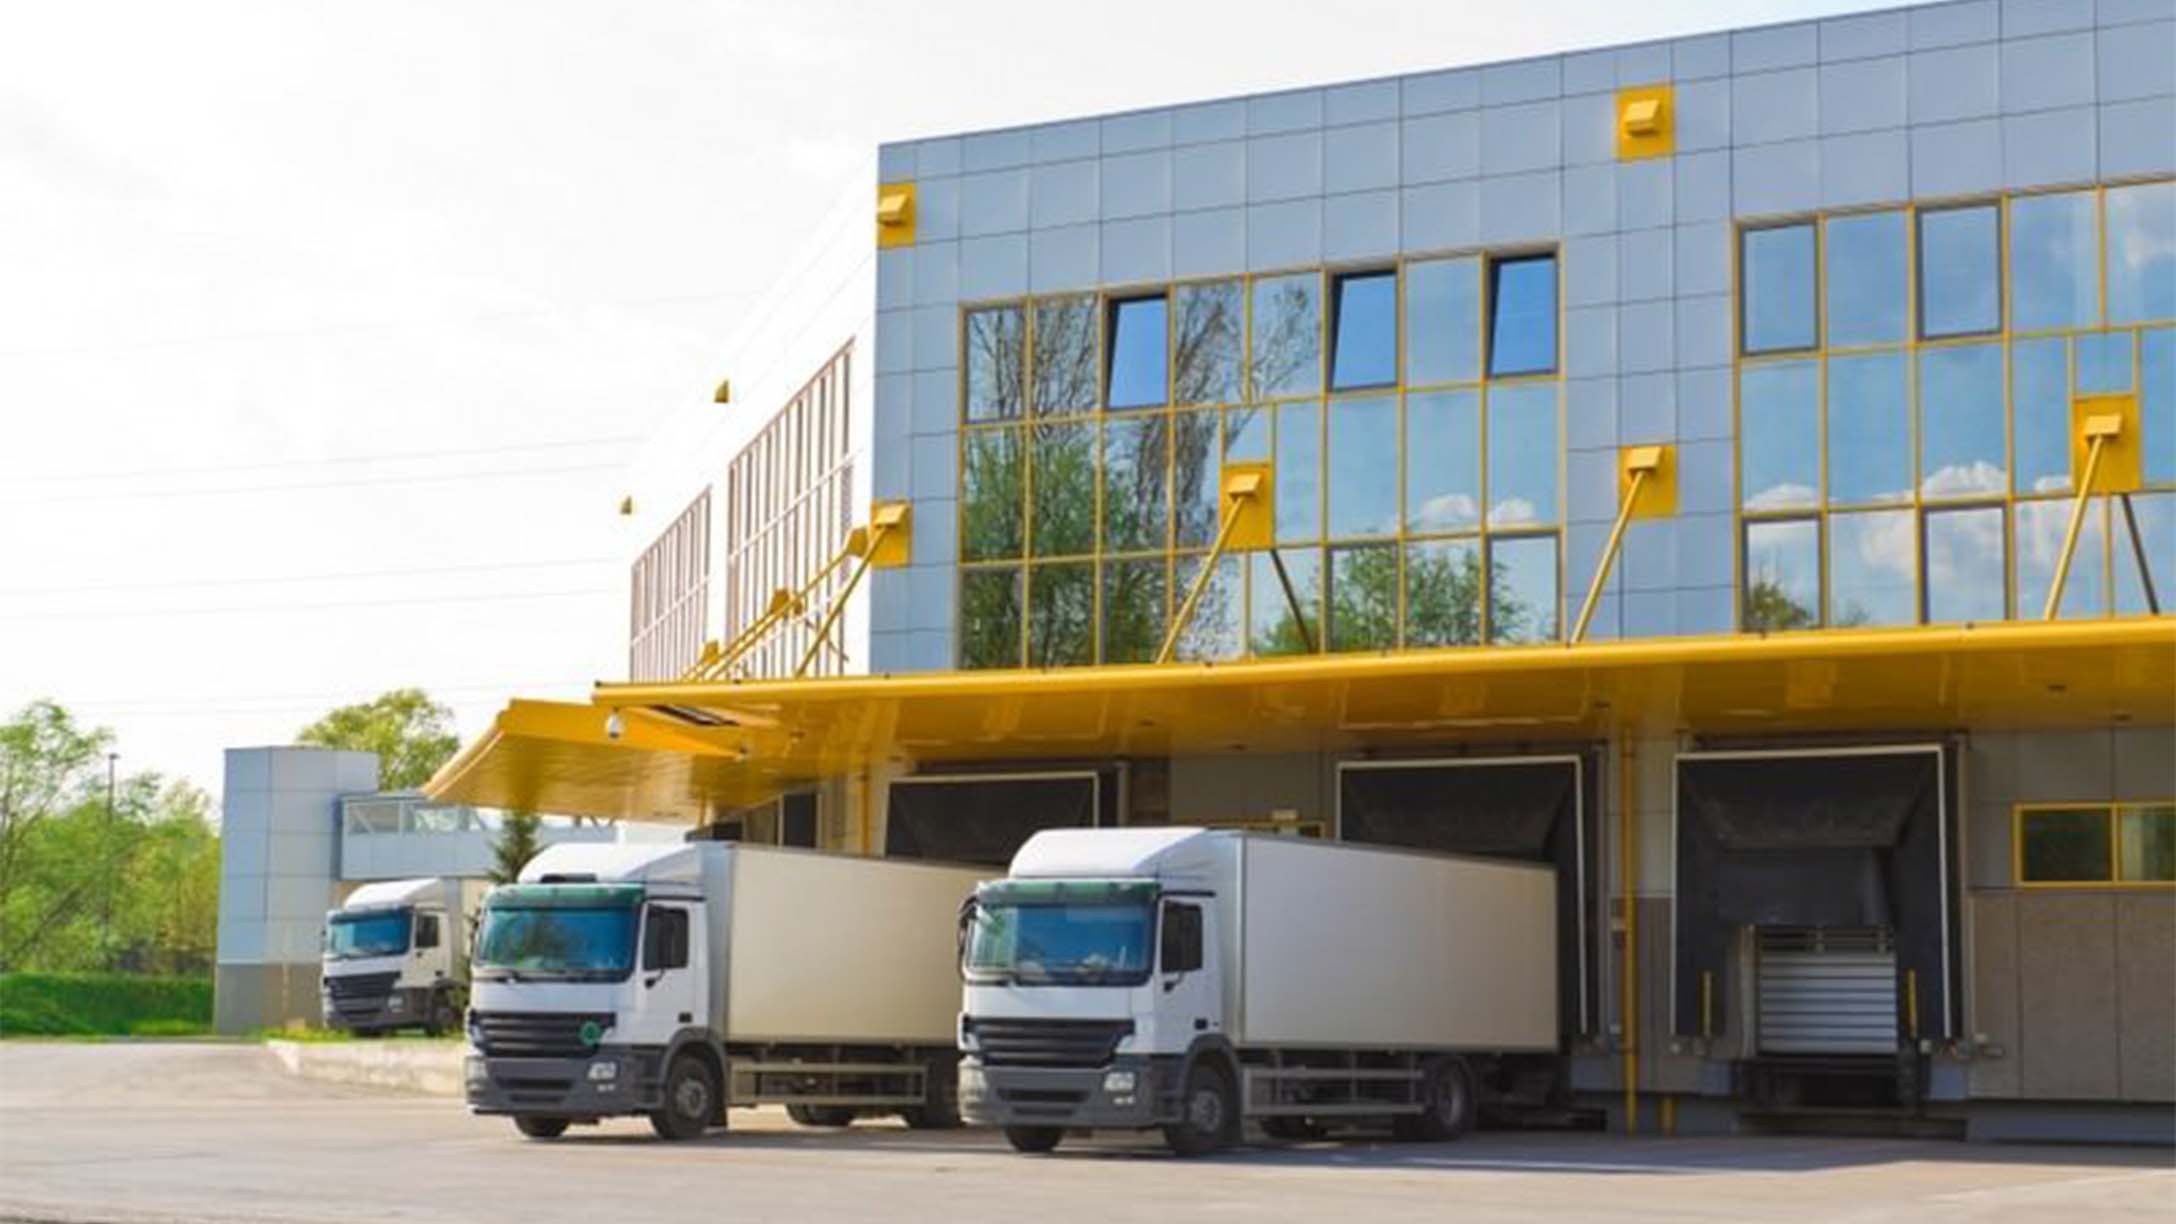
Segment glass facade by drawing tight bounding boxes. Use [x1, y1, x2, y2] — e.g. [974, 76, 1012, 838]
[958, 254, 1563, 668]
[1736, 184, 2176, 630]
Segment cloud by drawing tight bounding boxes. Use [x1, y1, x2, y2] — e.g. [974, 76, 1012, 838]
[1744, 482, 1817, 511]
[1920, 461, 2007, 499]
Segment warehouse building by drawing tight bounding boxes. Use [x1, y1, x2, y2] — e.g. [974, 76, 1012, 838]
[432, 0, 2175, 1141]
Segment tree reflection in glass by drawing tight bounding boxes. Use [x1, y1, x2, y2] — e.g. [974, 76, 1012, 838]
[1028, 562, 1094, 667]
[1743, 518, 1820, 631]
[960, 568, 1022, 668]
[1031, 422, 1095, 557]
[1102, 557, 1167, 664]
[1173, 281, 1242, 405]
[961, 428, 1023, 560]
[1032, 296, 1098, 416]
[1101, 415, 1169, 553]
[1249, 273, 1323, 398]
[965, 306, 1025, 422]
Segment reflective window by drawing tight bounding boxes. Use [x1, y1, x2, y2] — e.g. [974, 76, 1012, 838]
[961, 429, 1023, 560]
[960, 568, 1022, 668]
[1404, 391, 1481, 532]
[1173, 281, 1243, 404]
[1101, 415, 1168, 553]
[1172, 410, 1221, 548]
[1330, 270, 1397, 390]
[1924, 506, 2007, 622]
[1105, 295, 1168, 409]
[1273, 402, 1321, 543]
[1740, 360, 1819, 510]
[965, 306, 1025, 421]
[2073, 330, 2132, 395]
[2010, 191, 2099, 331]
[1030, 422, 1095, 556]
[1487, 255, 1558, 377]
[1171, 554, 1242, 661]
[2012, 338, 2072, 494]
[1825, 211, 1909, 347]
[2107, 181, 2176, 325]
[1829, 509, 1917, 626]
[2019, 807, 2114, 883]
[1250, 273, 1323, 398]
[1488, 535, 1559, 643]
[2015, 496, 2106, 619]
[2118, 804, 2176, 883]
[2115, 492, 2173, 616]
[1102, 557, 1167, 664]
[1403, 539, 1484, 646]
[1032, 297, 1098, 415]
[1327, 544, 1399, 651]
[1405, 256, 1482, 386]
[1919, 205, 2001, 338]
[2145, 329, 2175, 485]
[1743, 518, 1821, 630]
[1743, 223, 1817, 353]
[1027, 563, 1094, 667]
[1825, 352, 1911, 505]
[1327, 395, 1398, 538]
[1249, 549, 1321, 656]
[1486, 383, 1557, 527]
[1918, 342, 2006, 498]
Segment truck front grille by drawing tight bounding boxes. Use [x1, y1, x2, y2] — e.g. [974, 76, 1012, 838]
[965, 1017, 1133, 1068]
[325, 972, 398, 1014]
[469, 1011, 615, 1058]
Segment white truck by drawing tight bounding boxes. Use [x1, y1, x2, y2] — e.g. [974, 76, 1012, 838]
[464, 841, 986, 1141]
[321, 876, 480, 1036]
[957, 827, 1562, 1155]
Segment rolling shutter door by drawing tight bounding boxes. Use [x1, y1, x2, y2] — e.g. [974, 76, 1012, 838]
[1756, 927, 1898, 1056]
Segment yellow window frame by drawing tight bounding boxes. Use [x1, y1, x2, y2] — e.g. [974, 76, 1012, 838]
[2012, 799, 2176, 887]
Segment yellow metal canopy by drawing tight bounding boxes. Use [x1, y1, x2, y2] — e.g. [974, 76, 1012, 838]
[425, 618, 2176, 823]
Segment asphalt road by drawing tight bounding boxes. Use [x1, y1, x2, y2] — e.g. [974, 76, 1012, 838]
[2, 1043, 2170, 1224]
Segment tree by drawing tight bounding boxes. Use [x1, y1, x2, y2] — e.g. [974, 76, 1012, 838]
[1741, 578, 1819, 632]
[0, 701, 219, 974]
[295, 688, 459, 791]
[489, 811, 542, 885]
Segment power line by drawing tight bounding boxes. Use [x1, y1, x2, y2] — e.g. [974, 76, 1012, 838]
[10, 461, 626, 506]
[0, 586, 619, 622]
[9, 436, 640, 486]
[0, 556, 619, 598]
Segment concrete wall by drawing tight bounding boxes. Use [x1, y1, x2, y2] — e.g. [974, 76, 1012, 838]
[215, 746, 376, 1034]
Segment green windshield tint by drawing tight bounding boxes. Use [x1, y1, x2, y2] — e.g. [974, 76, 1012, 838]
[975, 879, 1159, 907]
[484, 883, 643, 910]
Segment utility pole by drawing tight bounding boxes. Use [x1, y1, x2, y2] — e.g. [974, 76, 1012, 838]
[102, 753, 118, 971]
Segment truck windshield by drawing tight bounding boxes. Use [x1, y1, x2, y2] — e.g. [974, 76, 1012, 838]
[474, 904, 638, 982]
[966, 901, 1153, 987]
[325, 910, 411, 960]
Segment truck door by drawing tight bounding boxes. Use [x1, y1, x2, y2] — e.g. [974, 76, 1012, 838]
[1157, 900, 1222, 1042]
[640, 904, 704, 1039]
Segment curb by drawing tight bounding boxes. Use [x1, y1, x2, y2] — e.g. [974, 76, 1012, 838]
[265, 1038, 467, 1097]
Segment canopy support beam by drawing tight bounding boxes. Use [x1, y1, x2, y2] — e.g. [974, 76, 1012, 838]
[795, 502, 911, 678]
[2044, 415, 2120, 621]
[1157, 469, 1265, 664]
[1571, 446, 1665, 645]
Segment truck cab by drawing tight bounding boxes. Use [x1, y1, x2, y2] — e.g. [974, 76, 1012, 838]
[958, 830, 1229, 1153]
[320, 877, 467, 1036]
[464, 844, 716, 1140]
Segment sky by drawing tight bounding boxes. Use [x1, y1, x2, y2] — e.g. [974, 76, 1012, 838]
[0, 0, 1891, 799]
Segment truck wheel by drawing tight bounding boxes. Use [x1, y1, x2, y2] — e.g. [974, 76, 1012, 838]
[786, 1105, 857, 1127]
[901, 1060, 961, 1130]
[513, 1116, 569, 1140]
[1162, 1063, 1238, 1157]
[422, 994, 459, 1038]
[649, 1056, 717, 1141]
[1003, 1125, 1063, 1154]
[1394, 1055, 1475, 1142]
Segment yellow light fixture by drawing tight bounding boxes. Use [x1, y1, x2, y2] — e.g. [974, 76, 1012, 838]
[1616, 85, 1675, 160]
[876, 182, 917, 248]
[713, 379, 731, 405]
[618, 495, 635, 516]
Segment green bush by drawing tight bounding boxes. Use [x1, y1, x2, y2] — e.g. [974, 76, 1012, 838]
[0, 972, 212, 1037]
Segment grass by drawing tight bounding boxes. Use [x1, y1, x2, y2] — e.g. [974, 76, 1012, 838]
[0, 971, 213, 1037]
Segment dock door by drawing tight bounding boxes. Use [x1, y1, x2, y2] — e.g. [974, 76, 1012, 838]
[1755, 927, 1899, 1056]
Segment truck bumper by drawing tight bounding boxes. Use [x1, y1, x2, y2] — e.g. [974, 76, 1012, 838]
[322, 985, 436, 1032]
[959, 1055, 1166, 1130]
[465, 1047, 661, 1117]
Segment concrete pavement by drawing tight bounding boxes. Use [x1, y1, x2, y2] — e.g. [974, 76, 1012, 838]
[1, 1042, 2169, 1223]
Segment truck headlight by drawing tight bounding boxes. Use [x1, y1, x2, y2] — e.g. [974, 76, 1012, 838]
[958, 1065, 986, 1101]
[465, 1056, 487, 1086]
[387, 995, 405, 1012]
[1102, 1070, 1136, 1095]
[587, 1060, 619, 1082]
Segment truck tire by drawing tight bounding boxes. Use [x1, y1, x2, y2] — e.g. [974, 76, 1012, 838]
[1003, 1125, 1064, 1154]
[513, 1116, 569, 1140]
[1162, 1063, 1238, 1157]
[422, 993, 459, 1038]
[649, 1055, 718, 1141]
[786, 1105, 857, 1127]
[901, 1059, 961, 1130]
[1393, 1055, 1475, 1142]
